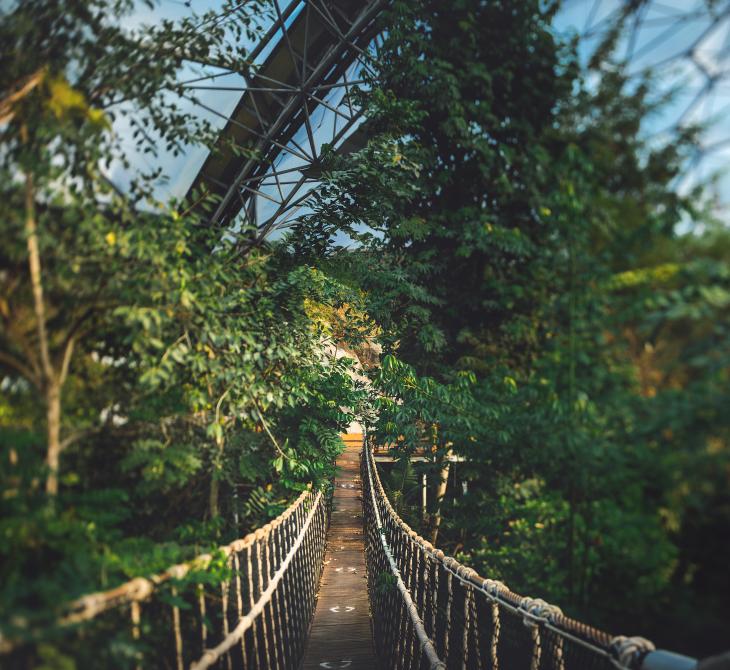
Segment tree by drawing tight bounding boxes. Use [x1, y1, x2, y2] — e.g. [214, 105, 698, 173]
[299, 0, 729, 654]
[0, 0, 270, 495]
[0, 0, 370, 644]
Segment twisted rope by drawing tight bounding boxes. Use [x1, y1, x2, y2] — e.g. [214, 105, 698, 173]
[57, 487, 315, 626]
[189, 488, 324, 669]
[1, 485, 328, 670]
[363, 441, 668, 670]
[363, 435, 446, 670]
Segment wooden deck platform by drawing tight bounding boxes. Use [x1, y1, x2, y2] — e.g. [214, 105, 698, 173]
[300, 434, 377, 670]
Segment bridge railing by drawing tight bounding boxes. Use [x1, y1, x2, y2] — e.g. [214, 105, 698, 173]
[362, 441, 698, 670]
[1, 486, 329, 670]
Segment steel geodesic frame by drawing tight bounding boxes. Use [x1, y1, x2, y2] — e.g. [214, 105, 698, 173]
[187, 0, 730, 237]
[559, 0, 730, 211]
[184, 0, 385, 239]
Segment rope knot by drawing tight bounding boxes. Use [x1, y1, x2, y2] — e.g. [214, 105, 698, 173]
[443, 556, 458, 570]
[519, 597, 563, 626]
[610, 636, 655, 669]
[128, 577, 154, 602]
[456, 565, 475, 580]
[168, 564, 188, 580]
[483, 579, 508, 597]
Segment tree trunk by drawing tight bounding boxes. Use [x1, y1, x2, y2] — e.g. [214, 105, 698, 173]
[45, 382, 62, 495]
[209, 434, 225, 518]
[429, 458, 451, 546]
[421, 473, 427, 523]
[578, 502, 591, 608]
[25, 168, 63, 496]
[567, 482, 576, 602]
[209, 474, 220, 519]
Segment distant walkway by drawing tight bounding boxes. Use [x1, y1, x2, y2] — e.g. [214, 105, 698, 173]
[301, 434, 376, 670]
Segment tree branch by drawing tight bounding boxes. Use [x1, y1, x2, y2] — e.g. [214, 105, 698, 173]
[24, 168, 54, 383]
[0, 69, 44, 125]
[58, 336, 75, 387]
[0, 350, 39, 386]
[59, 424, 104, 452]
[56, 305, 97, 386]
[250, 396, 290, 461]
[1, 313, 43, 384]
[214, 384, 233, 428]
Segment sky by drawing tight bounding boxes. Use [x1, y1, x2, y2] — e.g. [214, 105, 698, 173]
[109, 0, 266, 203]
[555, 0, 730, 218]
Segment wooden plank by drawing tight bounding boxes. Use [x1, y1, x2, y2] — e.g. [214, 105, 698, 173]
[300, 436, 377, 670]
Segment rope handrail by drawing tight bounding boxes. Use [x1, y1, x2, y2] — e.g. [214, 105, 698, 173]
[189, 489, 322, 670]
[1, 487, 310, 635]
[362, 439, 698, 670]
[364, 434, 446, 670]
[2, 485, 331, 669]
[61, 486, 314, 627]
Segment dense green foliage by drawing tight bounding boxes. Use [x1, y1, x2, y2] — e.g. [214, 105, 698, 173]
[298, 0, 730, 656]
[1, 0, 728, 663]
[0, 0, 367, 648]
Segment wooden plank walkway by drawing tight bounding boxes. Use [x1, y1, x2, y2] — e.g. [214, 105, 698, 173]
[300, 434, 377, 670]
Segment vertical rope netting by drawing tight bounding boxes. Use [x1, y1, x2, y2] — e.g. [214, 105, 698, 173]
[491, 601, 500, 670]
[248, 542, 263, 670]
[232, 551, 248, 668]
[273, 523, 288, 669]
[461, 583, 471, 670]
[362, 441, 671, 670]
[130, 600, 142, 670]
[257, 536, 270, 668]
[197, 584, 207, 653]
[362, 436, 446, 670]
[263, 534, 281, 670]
[220, 575, 232, 670]
[3, 485, 328, 669]
[171, 585, 184, 670]
[470, 583, 482, 669]
[277, 516, 292, 667]
[443, 569, 453, 664]
[189, 488, 325, 670]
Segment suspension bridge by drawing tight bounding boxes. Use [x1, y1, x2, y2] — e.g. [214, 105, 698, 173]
[0, 433, 716, 669]
[2, 1, 728, 667]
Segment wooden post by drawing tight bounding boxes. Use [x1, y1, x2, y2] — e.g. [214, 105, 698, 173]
[421, 473, 427, 522]
[429, 455, 451, 547]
